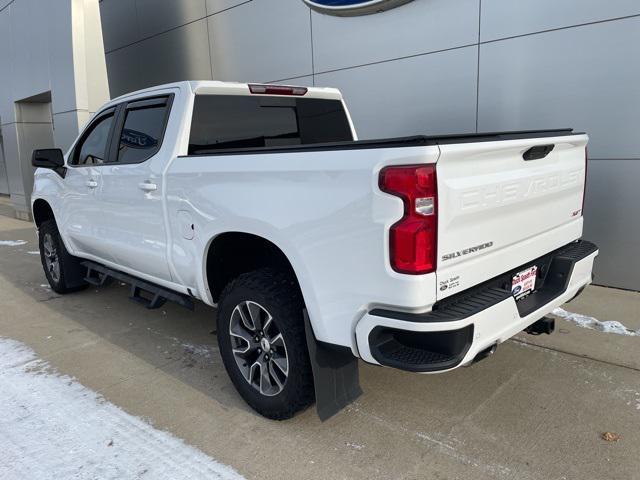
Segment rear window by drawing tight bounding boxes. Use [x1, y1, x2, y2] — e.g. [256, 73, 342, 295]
[188, 95, 353, 154]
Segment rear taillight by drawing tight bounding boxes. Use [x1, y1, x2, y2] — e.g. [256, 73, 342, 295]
[379, 164, 438, 274]
[248, 84, 308, 96]
[582, 147, 588, 215]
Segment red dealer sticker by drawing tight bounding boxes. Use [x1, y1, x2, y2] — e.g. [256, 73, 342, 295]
[512, 265, 538, 300]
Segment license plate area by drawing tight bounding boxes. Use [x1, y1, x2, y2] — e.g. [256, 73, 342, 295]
[512, 265, 538, 300]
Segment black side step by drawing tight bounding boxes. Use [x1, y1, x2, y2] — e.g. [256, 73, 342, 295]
[82, 261, 194, 311]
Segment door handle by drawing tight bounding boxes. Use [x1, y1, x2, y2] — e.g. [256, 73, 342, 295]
[86, 179, 98, 188]
[138, 181, 157, 192]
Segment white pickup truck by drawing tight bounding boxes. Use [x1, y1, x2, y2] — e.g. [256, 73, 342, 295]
[31, 81, 598, 420]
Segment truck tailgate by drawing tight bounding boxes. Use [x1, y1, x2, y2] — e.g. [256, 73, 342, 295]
[436, 132, 588, 300]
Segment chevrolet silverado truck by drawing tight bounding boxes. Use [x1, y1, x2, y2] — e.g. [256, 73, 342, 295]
[31, 81, 598, 420]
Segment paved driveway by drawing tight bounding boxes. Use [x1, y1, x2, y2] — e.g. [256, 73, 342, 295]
[0, 214, 638, 480]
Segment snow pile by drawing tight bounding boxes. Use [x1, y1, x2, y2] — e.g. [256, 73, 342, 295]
[0, 240, 27, 246]
[0, 337, 245, 480]
[553, 308, 639, 337]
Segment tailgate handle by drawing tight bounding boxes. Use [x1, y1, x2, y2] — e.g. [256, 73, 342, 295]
[523, 144, 554, 161]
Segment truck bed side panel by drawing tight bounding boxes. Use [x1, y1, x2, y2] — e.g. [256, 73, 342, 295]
[166, 146, 439, 349]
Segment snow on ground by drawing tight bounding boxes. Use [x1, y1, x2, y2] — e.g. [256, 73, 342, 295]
[27, 251, 40, 255]
[0, 240, 27, 246]
[181, 342, 216, 358]
[0, 337, 245, 480]
[553, 307, 640, 337]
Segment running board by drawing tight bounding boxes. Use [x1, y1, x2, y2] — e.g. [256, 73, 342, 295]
[82, 261, 194, 311]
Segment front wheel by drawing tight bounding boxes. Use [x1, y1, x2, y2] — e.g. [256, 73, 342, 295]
[217, 268, 314, 419]
[38, 220, 88, 294]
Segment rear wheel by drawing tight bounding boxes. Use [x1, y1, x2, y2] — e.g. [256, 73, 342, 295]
[38, 220, 88, 294]
[217, 268, 314, 419]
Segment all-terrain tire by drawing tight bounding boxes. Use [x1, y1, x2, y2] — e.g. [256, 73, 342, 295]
[39, 220, 88, 294]
[217, 268, 315, 420]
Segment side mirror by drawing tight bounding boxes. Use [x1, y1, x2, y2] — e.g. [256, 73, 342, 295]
[31, 148, 67, 178]
[32, 148, 65, 169]
[32, 149, 66, 178]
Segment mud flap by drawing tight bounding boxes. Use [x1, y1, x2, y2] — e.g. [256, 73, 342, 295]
[303, 310, 362, 421]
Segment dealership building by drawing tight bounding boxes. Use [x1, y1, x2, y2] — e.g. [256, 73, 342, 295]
[0, 0, 638, 290]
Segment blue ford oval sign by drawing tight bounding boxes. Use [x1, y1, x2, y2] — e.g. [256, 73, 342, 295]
[303, 0, 415, 16]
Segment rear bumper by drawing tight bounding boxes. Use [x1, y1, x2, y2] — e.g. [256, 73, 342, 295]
[355, 240, 598, 372]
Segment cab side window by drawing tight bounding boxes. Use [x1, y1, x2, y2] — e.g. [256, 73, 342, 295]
[71, 113, 115, 166]
[116, 97, 171, 164]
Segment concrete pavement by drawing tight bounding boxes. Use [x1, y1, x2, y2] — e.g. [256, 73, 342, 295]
[0, 214, 638, 480]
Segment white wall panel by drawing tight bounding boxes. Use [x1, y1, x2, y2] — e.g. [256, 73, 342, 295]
[478, 16, 640, 159]
[208, 0, 312, 82]
[316, 46, 477, 139]
[82, 0, 111, 110]
[481, 0, 640, 42]
[312, 0, 479, 73]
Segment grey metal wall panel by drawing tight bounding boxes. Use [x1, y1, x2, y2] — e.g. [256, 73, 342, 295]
[106, 19, 213, 98]
[47, 0, 83, 114]
[481, 0, 640, 42]
[208, 0, 312, 82]
[583, 159, 640, 290]
[315, 46, 477, 139]
[477, 17, 640, 160]
[0, 8, 12, 123]
[0, 135, 9, 195]
[52, 110, 91, 153]
[136, 0, 207, 39]
[8, 0, 51, 106]
[266, 75, 314, 86]
[1, 0, 108, 216]
[99, 0, 140, 52]
[15, 102, 51, 124]
[12, 101, 54, 212]
[206, 0, 250, 15]
[312, 0, 479, 74]
[1, 124, 21, 197]
[138, 19, 213, 88]
[16, 121, 53, 206]
[105, 46, 144, 97]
